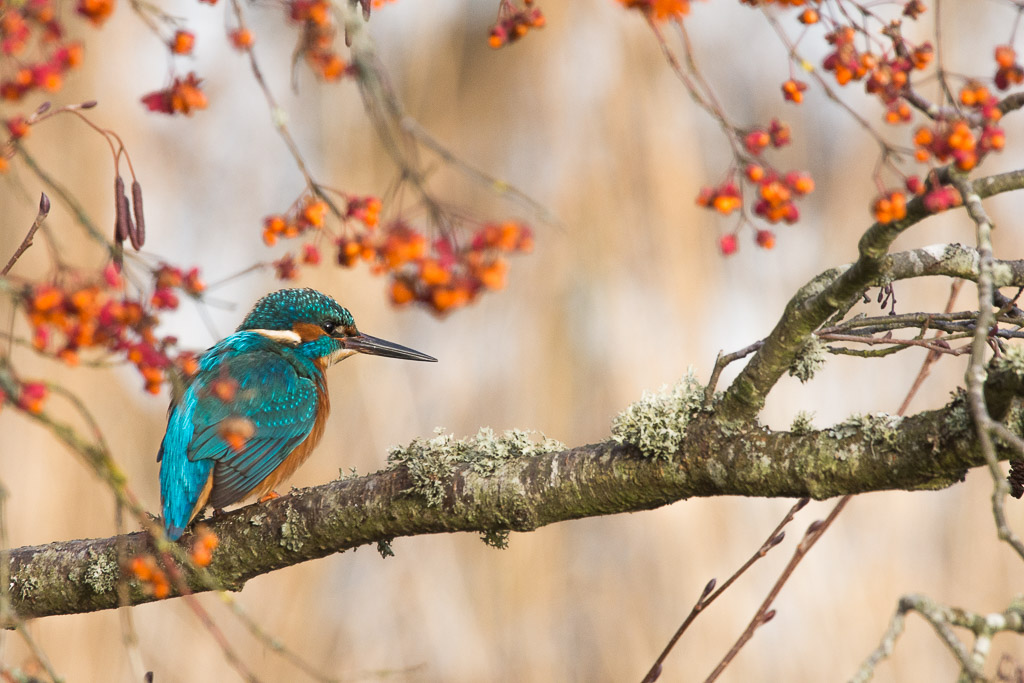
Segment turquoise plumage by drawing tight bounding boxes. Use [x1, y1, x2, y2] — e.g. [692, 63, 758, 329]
[158, 288, 435, 540]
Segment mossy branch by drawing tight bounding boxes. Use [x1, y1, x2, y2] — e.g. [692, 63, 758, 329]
[6, 387, 1018, 624]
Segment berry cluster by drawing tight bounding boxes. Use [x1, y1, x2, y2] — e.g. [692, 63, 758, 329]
[696, 117, 813, 253]
[871, 190, 907, 224]
[140, 73, 208, 116]
[22, 264, 202, 393]
[489, 1, 546, 49]
[912, 117, 1004, 172]
[289, 0, 347, 81]
[384, 221, 534, 314]
[190, 526, 220, 567]
[129, 555, 170, 599]
[742, 118, 791, 155]
[0, 381, 49, 415]
[261, 194, 332, 246]
[259, 189, 531, 314]
[1, 0, 84, 102]
[994, 45, 1024, 90]
[781, 79, 808, 104]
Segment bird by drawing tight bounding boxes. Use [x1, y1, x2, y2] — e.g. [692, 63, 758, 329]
[158, 288, 436, 540]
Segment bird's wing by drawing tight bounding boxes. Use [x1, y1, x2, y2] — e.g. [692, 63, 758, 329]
[159, 340, 321, 538]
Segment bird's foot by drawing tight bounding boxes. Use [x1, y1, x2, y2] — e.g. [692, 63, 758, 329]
[212, 507, 226, 517]
[258, 491, 280, 503]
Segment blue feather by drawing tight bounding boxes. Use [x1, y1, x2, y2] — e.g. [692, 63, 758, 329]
[159, 331, 323, 539]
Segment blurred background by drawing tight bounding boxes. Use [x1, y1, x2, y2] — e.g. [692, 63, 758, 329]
[2, 0, 1024, 680]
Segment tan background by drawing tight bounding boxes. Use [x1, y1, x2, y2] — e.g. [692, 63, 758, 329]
[1, 0, 1023, 680]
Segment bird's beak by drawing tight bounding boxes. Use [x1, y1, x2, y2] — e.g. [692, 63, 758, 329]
[342, 333, 437, 362]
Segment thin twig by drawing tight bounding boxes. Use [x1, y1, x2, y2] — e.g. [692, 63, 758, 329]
[640, 498, 808, 683]
[951, 172, 1024, 561]
[704, 495, 852, 682]
[897, 280, 964, 415]
[1, 193, 50, 276]
[704, 341, 764, 407]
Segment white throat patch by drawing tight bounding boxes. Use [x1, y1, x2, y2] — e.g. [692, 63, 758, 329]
[326, 348, 358, 365]
[251, 329, 303, 345]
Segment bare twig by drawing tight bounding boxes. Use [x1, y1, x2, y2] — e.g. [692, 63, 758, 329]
[1, 193, 50, 276]
[704, 340, 764, 406]
[897, 280, 964, 415]
[704, 495, 852, 682]
[951, 172, 1024, 561]
[640, 498, 808, 683]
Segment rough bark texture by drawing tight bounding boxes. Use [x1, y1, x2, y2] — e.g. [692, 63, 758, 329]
[6, 390, 1012, 624]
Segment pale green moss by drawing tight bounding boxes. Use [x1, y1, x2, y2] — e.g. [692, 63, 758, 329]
[788, 336, 826, 384]
[993, 345, 1024, 378]
[790, 411, 815, 435]
[388, 427, 566, 507]
[480, 529, 510, 549]
[611, 371, 705, 459]
[828, 412, 904, 453]
[83, 550, 118, 595]
[279, 505, 309, 552]
[944, 389, 972, 434]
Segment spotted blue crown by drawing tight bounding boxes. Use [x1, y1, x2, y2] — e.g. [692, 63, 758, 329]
[238, 288, 355, 332]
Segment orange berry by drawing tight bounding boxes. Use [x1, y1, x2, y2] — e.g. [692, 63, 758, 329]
[995, 45, 1016, 69]
[712, 194, 741, 215]
[390, 279, 415, 305]
[476, 258, 509, 290]
[152, 578, 170, 599]
[420, 259, 452, 286]
[170, 30, 195, 55]
[229, 28, 254, 49]
[912, 127, 933, 147]
[799, 8, 818, 23]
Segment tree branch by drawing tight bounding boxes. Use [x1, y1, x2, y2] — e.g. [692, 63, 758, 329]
[718, 169, 1024, 422]
[7, 389, 1019, 624]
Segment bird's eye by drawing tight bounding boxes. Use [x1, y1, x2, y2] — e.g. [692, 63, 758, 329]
[321, 320, 338, 335]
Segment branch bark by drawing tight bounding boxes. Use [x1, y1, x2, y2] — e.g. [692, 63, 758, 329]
[6, 390, 1016, 624]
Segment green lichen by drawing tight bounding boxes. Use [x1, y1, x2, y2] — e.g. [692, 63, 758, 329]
[480, 529, 510, 549]
[788, 336, 826, 384]
[790, 411, 815, 435]
[388, 427, 565, 507]
[83, 550, 118, 595]
[387, 429, 465, 506]
[15, 574, 38, 601]
[944, 389, 972, 435]
[279, 505, 309, 552]
[611, 370, 704, 459]
[827, 412, 904, 454]
[992, 345, 1024, 378]
[465, 427, 565, 476]
[376, 539, 395, 558]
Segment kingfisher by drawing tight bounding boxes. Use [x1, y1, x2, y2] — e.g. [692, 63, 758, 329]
[158, 288, 436, 540]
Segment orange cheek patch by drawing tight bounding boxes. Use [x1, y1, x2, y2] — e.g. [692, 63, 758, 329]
[293, 322, 327, 342]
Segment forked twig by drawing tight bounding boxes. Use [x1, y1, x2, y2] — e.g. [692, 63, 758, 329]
[704, 495, 852, 682]
[640, 498, 808, 682]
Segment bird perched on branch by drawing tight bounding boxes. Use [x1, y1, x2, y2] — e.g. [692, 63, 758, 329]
[158, 288, 436, 540]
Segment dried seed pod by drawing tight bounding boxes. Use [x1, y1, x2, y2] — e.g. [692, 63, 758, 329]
[114, 176, 129, 242]
[131, 180, 146, 247]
